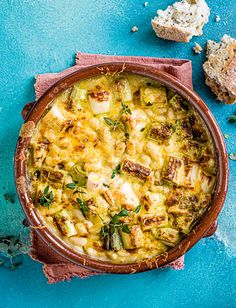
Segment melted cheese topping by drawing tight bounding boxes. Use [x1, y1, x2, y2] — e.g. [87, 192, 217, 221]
[28, 73, 217, 264]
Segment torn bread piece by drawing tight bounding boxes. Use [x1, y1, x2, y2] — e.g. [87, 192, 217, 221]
[151, 0, 210, 43]
[203, 35, 236, 104]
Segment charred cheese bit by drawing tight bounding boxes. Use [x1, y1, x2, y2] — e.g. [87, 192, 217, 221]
[120, 225, 144, 249]
[30, 140, 49, 168]
[122, 159, 151, 180]
[148, 122, 173, 144]
[169, 94, 190, 113]
[88, 90, 111, 114]
[162, 156, 184, 186]
[54, 209, 77, 237]
[140, 211, 168, 230]
[121, 109, 148, 132]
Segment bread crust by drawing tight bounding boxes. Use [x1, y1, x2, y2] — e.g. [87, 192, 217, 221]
[151, 0, 210, 43]
[203, 35, 236, 104]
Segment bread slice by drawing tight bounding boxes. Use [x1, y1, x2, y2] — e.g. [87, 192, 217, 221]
[151, 0, 210, 42]
[203, 35, 236, 104]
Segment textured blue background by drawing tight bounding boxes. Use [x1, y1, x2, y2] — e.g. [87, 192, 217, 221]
[0, 0, 235, 307]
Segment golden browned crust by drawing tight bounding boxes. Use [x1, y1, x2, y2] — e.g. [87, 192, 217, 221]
[203, 35, 236, 104]
[19, 121, 35, 138]
[16, 176, 28, 194]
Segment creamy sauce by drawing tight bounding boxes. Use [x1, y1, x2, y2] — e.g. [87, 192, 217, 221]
[28, 73, 216, 263]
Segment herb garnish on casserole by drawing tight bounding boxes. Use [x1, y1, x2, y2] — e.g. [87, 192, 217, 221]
[27, 73, 216, 263]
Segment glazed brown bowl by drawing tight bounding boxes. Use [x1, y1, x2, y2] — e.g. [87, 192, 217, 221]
[14, 63, 229, 273]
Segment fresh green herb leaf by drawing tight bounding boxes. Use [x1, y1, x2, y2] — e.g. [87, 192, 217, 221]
[9, 262, 22, 271]
[3, 193, 15, 204]
[228, 115, 236, 123]
[111, 214, 120, 225]
[229, 153, 236, 161]
[44, 185, 49, 195]
[104, 117, 116, 126]
[77, 198, 89, 217]
[122, 224, 131, 234]
[146, 102, 153, 106]
[140, 127, 145, 132]
[111, 163, 121, 179]
[118, 209, 129, 217]
[66, 182, 77, 190]
[103, 183, 110, 188]
[38, 185, 53, 208]
[134, 205, 141, 214]
[121, 102, 132, 115]
[104, 117, 124, 131]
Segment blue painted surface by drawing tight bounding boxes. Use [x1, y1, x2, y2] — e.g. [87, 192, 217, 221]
[0, 0, 235, 307]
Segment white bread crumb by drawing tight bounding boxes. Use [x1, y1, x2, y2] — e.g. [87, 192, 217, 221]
[203, 35, 236, 104]
[151, 0, 210, 42]
[193, 42, 203, 54]
[131, 26, 139, 33]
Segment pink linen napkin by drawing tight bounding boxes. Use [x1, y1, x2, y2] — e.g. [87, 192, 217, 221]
[30, 52, 192, 283]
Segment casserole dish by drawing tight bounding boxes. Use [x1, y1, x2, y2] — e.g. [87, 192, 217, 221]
[14, 62, 229, 273]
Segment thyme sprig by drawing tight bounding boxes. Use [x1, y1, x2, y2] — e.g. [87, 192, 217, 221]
[38, 185, 53, 208]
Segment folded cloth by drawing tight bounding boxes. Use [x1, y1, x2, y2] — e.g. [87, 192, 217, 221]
[31, 52, 192, 283]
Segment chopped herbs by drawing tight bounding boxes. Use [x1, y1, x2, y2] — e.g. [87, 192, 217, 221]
[121, 102, 132, 115]
[146, 102, 153, 106]
[103, 183, 110, 188]
[0, 233, 30, 271]
[122, 224, 131, 234]
[100, 210, 131, 250]
[101, 225, 109, 239]
[140, 127, 145, 132]
[4, 192, 15, 204]
[104, 117, 123, 130]
[228, 115, 236, 123]
[118, 209, 130, 217]
[111, 163, 121, 179]
[38, 185, 53, 208]
[77, 198, 89, 217]
[229, 153, 236, 160]
[134, 205, 141, 214]
[66, 182, 77, 190]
